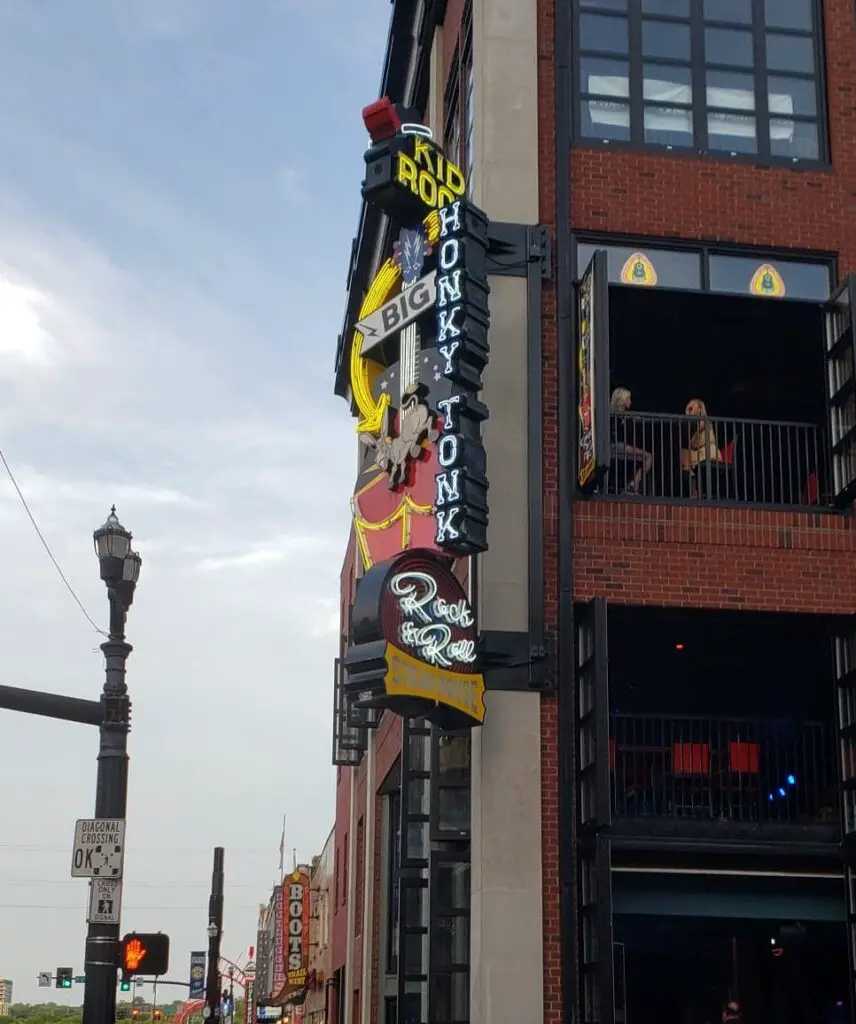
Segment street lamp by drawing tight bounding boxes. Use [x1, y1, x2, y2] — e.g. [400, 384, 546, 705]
[82, 507, 142, 1024]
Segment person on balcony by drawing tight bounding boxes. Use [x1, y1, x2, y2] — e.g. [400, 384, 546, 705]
[683, 399, 724, 468]
[610, 387, 653, 494]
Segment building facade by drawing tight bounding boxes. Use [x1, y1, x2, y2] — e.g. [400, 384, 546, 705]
[306, 832, 335, 1024]
[0, 980, 12, 1017]
[330, 0, 856, 1023]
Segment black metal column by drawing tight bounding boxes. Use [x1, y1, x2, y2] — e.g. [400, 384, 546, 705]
[205, 847, 225, 1021]
[82, 634, 132, 1024]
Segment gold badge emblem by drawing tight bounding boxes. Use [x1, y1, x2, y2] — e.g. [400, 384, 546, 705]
[750, 263, 786, 298]
[620, 252, 658, 287]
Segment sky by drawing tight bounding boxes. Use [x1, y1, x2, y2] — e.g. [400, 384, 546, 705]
[0, 0, 389, 1003]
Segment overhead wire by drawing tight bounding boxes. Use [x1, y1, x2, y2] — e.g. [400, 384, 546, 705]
[0, 448, 108, 637]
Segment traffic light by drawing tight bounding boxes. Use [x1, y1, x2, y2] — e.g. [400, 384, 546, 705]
[120, 976, 131, 992]
[120, 932, 170, 977]
[153, 1010, 163, 1021]
[131, 1009, 140, 1020]
[56, 968, 73, 989]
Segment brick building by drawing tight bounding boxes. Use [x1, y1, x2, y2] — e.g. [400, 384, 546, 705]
[329, 0, 856, 1023]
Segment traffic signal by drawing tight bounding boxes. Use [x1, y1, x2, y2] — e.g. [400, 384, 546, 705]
[153, 1010, 163, 1021]
[120, 933, 170, 977]
[131, 1009, 140, 1020]
[120, 976, 131, 992]
[56, 968, 73, 989]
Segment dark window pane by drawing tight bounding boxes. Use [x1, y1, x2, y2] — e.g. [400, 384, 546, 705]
[705, 27, 754, 66]
[580, 12, 629, 53]
[581, 0, 628, 7]
[704, 0, 752, 23]
[766, 32, 815, 73]
[770, 118, 819, 160]
[580, 99, 631, 140]
[707, 69, 756, 110]
[434, 917, 471, 968]
[643, 0, 690, 12]
[643, 19, 691, 60]
[403, 884, 424, 927]
[644, 106, 694, 146]
[708, 254, 830, 300]
[433, 973, 469, 1022]
[403, 933, 425, 974]
[707, 112, 757, 152]
[764, 0, 812, 30]
[438, 787, 471, 832]
[406, 821, 427, 860]
[769, 75, 817, 117]
[581, 56, 630, 97]
[643, 63, 692, 103]
[435, 863, 471, 912]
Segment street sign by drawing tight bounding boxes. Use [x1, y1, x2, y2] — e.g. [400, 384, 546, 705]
[38, 973, 51, 988]
[88, 877, 123, 924]
[74, 976, 86, 984]
[71, 818, 126, 878]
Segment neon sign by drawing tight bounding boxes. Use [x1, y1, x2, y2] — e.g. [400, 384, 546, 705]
[391, 570, 477, 667]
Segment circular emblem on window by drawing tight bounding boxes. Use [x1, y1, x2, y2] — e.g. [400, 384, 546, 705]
[620, 251, 658, 287]
[750, 263, 786, 298]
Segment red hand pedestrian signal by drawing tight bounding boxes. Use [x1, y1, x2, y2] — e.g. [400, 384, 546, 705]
[120, 933, 170, 977]
[123, 939, 146, 972]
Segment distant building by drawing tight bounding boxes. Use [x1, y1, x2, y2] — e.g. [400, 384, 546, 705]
[305, 830, 334, 1024]
[0, 979, 13, 1016]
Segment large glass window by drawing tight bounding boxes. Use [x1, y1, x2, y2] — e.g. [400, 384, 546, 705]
[576, 0, 825, 163]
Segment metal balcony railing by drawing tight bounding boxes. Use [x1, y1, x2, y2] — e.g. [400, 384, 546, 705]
[610, 713, 838, 824]
[606, 411, 827, 507]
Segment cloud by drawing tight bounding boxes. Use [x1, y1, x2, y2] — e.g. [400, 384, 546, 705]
[0, 276, 53, 366]
[197, 534, 334, 572]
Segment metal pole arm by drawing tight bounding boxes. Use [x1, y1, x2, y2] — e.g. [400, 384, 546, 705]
[0, 684, 102, 726]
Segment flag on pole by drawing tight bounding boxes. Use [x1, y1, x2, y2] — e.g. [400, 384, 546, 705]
[278, 816, 286, 878]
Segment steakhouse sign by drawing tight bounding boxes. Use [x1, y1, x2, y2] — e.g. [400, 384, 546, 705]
[273, 868, 310, 1004]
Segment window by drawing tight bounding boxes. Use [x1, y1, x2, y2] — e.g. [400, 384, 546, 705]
[576, 0, 825, 162]
[444, 0, 475, 190]
[387, 791, 402, 973]
[342, 832, 348, 905]
[355, 817, 365, 935]
[335, 848, 340, 908]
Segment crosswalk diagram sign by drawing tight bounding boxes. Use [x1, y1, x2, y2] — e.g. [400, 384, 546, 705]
[71, 819, 126, 878]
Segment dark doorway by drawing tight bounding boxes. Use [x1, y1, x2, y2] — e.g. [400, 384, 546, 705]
[614, 913, 848, 1024]
[609, 606, 834, 721]
[609, 287, 826, 426]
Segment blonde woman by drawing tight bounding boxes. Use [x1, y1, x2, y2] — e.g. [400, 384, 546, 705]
[610, 387, 653, 493]
[682, 399, 724, 469]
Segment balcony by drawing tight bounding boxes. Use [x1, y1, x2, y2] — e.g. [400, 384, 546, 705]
[606, 410, 827, 508]
[609, 712, 838, 839]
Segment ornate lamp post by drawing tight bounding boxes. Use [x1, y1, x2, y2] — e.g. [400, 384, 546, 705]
[82, 507, 142, 1024]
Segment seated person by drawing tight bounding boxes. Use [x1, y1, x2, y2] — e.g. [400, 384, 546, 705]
[610, 387, 653, 493]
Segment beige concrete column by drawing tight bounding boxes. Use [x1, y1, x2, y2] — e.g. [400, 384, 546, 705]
[469, 0, 543, 1021]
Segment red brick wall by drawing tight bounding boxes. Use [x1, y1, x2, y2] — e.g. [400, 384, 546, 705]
[540, 3, 856, 1022]
[574, 500, 856, 613]
[537, 0, 561, 1020]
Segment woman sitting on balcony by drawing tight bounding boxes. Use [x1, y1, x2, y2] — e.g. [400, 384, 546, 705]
[610, 387, 653, 494]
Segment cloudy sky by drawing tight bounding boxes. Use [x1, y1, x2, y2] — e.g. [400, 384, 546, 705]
[0, 0, 387, 1003]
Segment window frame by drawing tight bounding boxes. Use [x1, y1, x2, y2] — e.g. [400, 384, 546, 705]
[443, 0, 475, 188]
[572, 0, 829, 168]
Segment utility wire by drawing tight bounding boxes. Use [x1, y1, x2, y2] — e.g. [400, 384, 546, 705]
[0, 448, 107, 638]
[0, 904, 265, 911]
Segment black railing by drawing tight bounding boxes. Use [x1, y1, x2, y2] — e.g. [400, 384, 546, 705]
[610, 713, 838, 824]
[606, 411, 827, 507]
